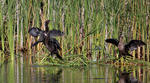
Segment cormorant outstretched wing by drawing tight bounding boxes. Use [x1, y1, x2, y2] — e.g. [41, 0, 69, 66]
[125, 40, 146, 51]
[105, 39, 119, 46]
[48, 29, 64, 38]
[31, 33, 45, 48]
[28, 27, 43, 37]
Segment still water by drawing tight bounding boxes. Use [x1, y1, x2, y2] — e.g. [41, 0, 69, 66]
[0, 57, 150, 83]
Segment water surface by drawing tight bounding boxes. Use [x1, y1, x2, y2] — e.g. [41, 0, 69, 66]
[0, 57, 150, 83]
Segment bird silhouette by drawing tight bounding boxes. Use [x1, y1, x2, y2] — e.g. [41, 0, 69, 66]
[105, 35, 146, 57]
[29, 20, 64, 60]
[117, 72, 142, 83]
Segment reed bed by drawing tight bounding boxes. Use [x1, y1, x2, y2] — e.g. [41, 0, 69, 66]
[0, 0, 149, 65]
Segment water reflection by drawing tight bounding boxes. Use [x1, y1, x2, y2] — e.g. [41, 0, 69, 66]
[117, 72, 141, 83]
[41, 69, 62, 83]
[115, 65, 148, 83]
[0, 57, 150, 83]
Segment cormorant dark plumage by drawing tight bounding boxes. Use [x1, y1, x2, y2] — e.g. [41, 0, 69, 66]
[28, 20, 64, 60]
[105, 35, 146, 57]
[44, 38, 63, 60]
[28, 27, 43, 37]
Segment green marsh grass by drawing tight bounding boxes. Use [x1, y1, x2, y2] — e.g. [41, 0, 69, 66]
[0, 0, 150, 66]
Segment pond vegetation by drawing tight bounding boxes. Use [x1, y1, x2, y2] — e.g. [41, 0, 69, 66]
[0, 0, 150, 74]
[0, 0, 150, 82]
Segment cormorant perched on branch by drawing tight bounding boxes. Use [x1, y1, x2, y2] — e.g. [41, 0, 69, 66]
[105, 35, 146, 57]
[29, 20, 64, 60]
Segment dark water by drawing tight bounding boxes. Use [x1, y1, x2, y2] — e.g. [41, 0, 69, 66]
[0, 57, 150, 83]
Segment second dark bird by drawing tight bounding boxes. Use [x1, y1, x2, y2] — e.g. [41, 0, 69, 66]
[29, 20, 64, 60]
[105, 35, 146, 57]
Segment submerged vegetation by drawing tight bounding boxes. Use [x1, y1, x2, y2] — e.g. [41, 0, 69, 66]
[0, 0, 150, 66]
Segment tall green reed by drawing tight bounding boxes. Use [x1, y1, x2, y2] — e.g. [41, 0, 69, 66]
[0, 0, 149, 64]
[7, 0, 15, 61]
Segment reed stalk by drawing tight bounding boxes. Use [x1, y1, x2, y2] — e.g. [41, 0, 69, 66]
[0, 0, 149, 65]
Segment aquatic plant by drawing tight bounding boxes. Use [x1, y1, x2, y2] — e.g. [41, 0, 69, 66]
[0, 0, 149, 65]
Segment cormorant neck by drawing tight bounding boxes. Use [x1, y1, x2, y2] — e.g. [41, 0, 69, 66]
[45, 26, 49, 32]
[45, 20, 50, 32]
[119, 35, 124, 44]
